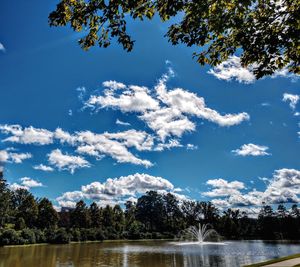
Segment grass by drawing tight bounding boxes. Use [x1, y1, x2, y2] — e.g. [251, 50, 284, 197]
[244, 253, 300, 267]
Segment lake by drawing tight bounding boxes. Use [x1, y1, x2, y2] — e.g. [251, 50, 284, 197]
[0, 240, 299, 267]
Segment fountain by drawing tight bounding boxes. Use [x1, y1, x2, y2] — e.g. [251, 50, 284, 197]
[176, 223, 225, 245]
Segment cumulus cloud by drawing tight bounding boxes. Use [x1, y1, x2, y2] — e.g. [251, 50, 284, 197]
[75, 130, 153, 167]
[10, 177, 43, 191]
[202, 178, 245, 198]
[283, 93, 299, 110]
[33, 164, 54, 172]
[232, 143, 271, 156]
[9, 183, 28, 191]
[273, 68, 299, 82]
[0, 125, 155, 168]
[209, 56, 299, 84]
[154, 139, 183, 151]
[85, 69, 249, 141]
[56, 173, 177, 208]
[203, 169, 300, 212]
[9, 152, 32, 163]
[87, 83, 160, 113]
[48, 149, 91, 174]
[0, 124, 53, 145]
[20, 177, 43, 188]
[208, 56, 256, 84]
[0, 150, 9, 162]
[0, 149, 32, 164]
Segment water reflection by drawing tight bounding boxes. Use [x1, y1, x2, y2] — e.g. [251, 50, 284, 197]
[0, 240, 299, 267]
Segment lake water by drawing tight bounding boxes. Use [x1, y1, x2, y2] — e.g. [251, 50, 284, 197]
[0, 240, 299, 267]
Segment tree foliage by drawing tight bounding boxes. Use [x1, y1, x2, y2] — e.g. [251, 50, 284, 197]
[49, 0, 300, 78]
[1, 170, 300, 246]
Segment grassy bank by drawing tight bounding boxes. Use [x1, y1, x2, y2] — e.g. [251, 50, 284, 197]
[1, 238, 174, 248]
[244, 253, 300, 267]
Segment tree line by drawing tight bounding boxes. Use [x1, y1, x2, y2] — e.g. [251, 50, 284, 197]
[1, 174, 300, 246]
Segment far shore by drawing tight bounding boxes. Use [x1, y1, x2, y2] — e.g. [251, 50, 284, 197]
[0, 238, 175, 248]
[2, 239, 300, 249]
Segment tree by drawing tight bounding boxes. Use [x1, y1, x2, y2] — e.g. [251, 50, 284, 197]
[89, 202, 102, 228]
[162, 193, 183, 232]
[0, 171, 12, 227]
[37, 198, 59, 229]
[113, 205, 125, 234]
[181, 200, 202, 226]
[124, 200, 136, 229]
[70, 200, 91, 228]
[49, 0, 300, 78]
[12, 189, 39, 228]
[199, 202, 219, 224]
[135, 191, 164, 231]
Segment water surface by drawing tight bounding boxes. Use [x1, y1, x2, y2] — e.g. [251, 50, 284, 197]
[0, 240, 299, 267]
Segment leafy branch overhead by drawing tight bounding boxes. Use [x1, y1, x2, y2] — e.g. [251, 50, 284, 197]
[49, 0, 300, 78]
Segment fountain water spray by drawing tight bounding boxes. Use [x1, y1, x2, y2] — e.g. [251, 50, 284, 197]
[178, 223, 220, 244]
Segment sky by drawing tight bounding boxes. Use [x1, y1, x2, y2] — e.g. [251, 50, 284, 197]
[0, 1, 299, 214]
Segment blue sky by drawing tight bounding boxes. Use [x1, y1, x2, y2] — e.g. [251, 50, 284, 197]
[0, 1, 299, 213]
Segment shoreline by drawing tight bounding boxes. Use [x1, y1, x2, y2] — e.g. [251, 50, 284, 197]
[2, 238, 300, 249]
[0, 238, 175, 248]
[244, 253, 300, 267]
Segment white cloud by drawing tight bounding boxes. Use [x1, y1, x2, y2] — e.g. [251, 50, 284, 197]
[232, 143, 270, 156]
[54, 128, 77, 145]
[209, 56, 299, 83]
[20, 177, 43, 188]
[0, 42, 5, 52]
[116, 119, 131, 126]
[204, 169, 300, 210]
[48, 149, 91, 174]
[154, 139, 183, 151]
[75, 130, 153, 167]
[9, 177, 43, 191]
[0, 150, 9, 162]
[9, 152, 32, 163]
[87, 83, 160, 113]
[102, 130, 154, 151]
[0, 149, 32, 164]
[9, 183, 28, 191]
[208, 56, 256, 84]
[273, 68, 299, 82]
[202, 178, 245, 197]
[187, 144, 198, 150]
[56, 173, 182, 207]
[0, 125, 154, 168]
[33, 164, 54, 172]
[283, 93, 299, 110]
[85, 70, 249, 141]
[0, 124, 53, 145]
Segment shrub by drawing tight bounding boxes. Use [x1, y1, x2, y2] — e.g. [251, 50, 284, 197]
[15, 218, 26, 231]
[70, 228, 81, 241]
[49, 228, 70, 244]
[32, 229, 46, 243]
[95, 229, 104, 241]
[21, 228, 36, 244]
[0, 229, 21, 245]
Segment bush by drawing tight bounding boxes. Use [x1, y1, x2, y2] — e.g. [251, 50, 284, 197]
[95, 229, 104, 241]
[49, 228, 70, 244]
[85, 228, 97, 241]
[21, 228, 36, 244]
[0, 229, 21, 245]
[32, 229, 46, 243]
[15, 218, 26, 230]
[70, 228, 81, 241]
